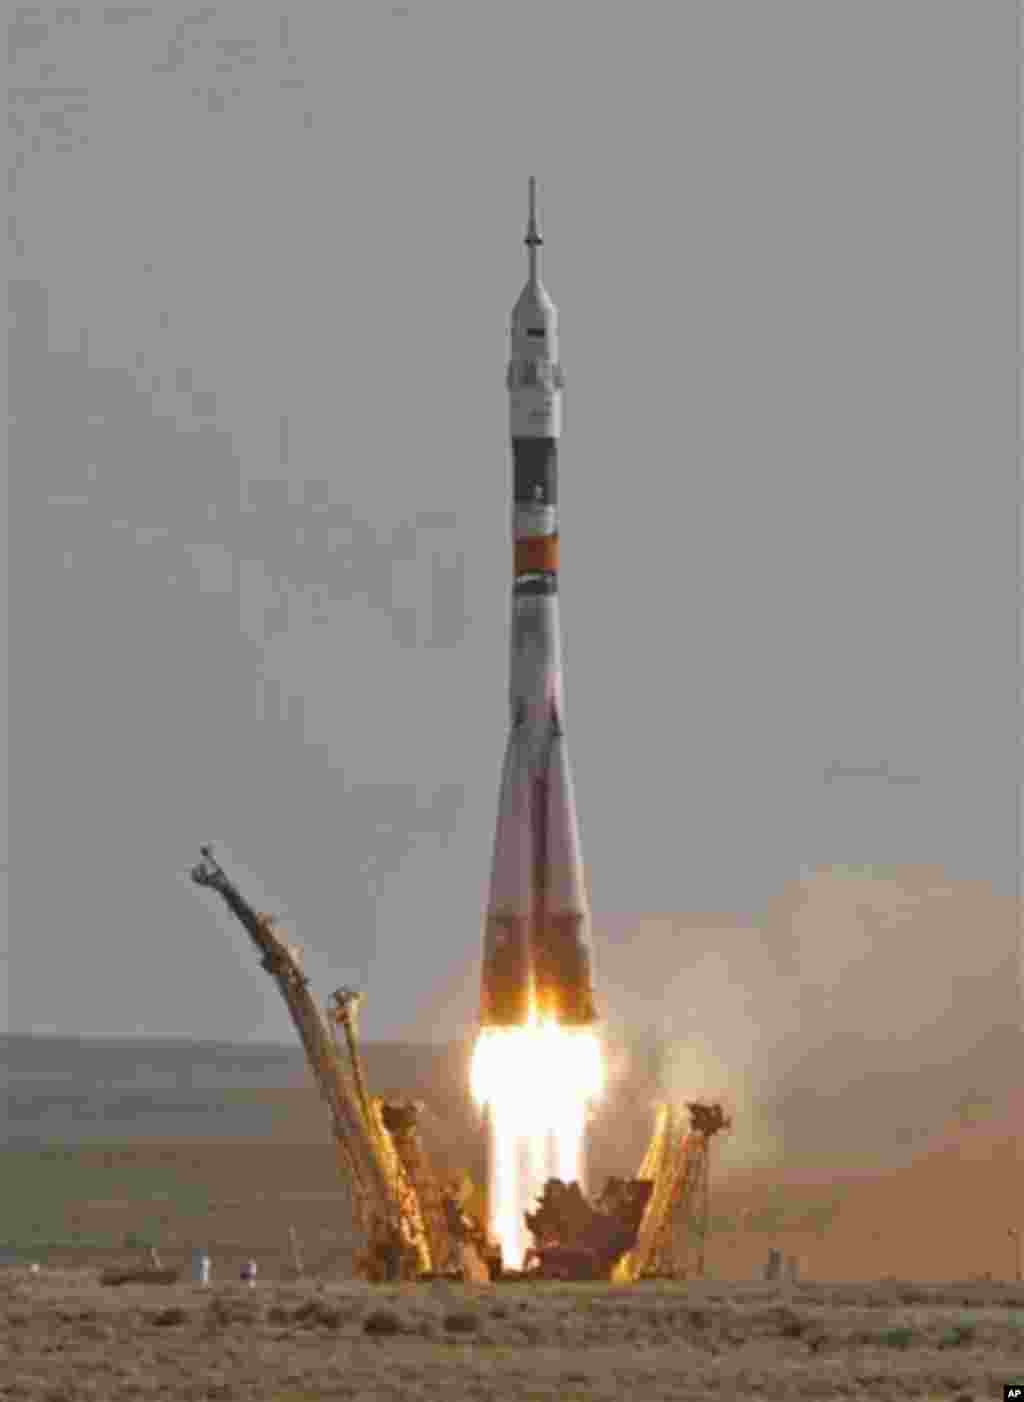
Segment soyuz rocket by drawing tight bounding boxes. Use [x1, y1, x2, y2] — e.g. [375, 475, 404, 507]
[479, 179, 598, 1030]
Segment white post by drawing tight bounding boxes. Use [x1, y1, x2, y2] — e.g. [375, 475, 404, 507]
[288, 1225, 304, 1278]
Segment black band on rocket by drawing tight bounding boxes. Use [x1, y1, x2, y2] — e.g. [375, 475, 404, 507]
[512, 439, 558, 506]
[512, 573, 558, 596]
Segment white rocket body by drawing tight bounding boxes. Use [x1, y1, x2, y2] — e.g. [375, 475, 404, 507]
[480, 180, 596, 1029]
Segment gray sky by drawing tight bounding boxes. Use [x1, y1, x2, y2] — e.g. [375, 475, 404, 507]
[7, 2, 1017, 1044]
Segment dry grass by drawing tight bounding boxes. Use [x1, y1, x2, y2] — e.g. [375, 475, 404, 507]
[3, 1267, 1023, 1400]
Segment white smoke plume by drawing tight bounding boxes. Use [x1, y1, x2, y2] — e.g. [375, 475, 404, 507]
[593, 866, 1021, 1171]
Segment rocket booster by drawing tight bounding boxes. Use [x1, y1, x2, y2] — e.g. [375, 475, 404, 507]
[479, 179, 597, 1029]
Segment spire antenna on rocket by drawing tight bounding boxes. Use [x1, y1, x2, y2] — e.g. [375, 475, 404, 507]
[525, 176, 542, 284]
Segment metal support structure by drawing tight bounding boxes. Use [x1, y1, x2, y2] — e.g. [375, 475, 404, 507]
[189, 845, 438, 1276]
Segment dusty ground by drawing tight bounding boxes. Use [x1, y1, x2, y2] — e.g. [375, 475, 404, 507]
[3, 1268, 1022, 1401]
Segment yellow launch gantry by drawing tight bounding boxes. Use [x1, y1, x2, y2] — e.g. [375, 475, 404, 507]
[613, 1099, 732, 1283]
[190, 846, 455, 1281]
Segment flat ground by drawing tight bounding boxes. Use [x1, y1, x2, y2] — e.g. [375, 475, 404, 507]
[3, 1269, 1023, 1401]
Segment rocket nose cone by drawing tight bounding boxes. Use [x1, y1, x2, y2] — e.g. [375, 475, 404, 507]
[511, 279, 556, 329]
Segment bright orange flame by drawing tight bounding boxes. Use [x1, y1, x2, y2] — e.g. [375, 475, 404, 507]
[470, 1004, 604, 1270]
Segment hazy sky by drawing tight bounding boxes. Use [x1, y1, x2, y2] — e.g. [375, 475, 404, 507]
[7, 2, 1016, 1043]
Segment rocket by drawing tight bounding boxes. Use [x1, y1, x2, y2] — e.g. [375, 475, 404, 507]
[479, 179, 597, 1029]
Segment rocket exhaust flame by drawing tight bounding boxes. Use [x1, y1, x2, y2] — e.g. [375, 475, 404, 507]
[470, 1007, 604, 1269]
[474, 179, 603, 1269]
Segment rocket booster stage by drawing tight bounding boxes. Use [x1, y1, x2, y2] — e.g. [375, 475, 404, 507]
[479, 179, 597, 1029]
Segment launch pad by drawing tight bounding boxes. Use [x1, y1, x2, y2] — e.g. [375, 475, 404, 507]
[191, 844, 732, 1285]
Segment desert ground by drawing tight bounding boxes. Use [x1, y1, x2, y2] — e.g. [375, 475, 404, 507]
[4, 1268, 1023, 1402]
